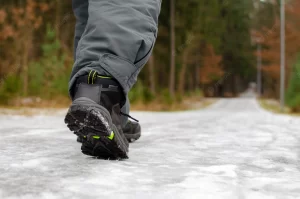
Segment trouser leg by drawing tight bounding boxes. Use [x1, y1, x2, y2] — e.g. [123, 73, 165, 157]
[69, 0, 161, 94]
[72, 0, 88, 60]
[71, 0, 161, 126]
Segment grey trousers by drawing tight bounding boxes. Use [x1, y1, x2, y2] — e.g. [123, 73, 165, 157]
[70, 0, 161, 125]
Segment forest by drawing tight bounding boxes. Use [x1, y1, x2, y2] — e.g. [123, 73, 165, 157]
[0, 0, 300, 111]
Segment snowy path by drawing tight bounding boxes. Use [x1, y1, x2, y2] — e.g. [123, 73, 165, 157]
[1, 98, 300, 199]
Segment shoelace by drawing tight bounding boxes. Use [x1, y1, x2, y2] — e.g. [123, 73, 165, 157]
[120, 112, 139, 122]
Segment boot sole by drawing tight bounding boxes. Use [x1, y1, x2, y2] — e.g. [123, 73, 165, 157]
[75, 121, 141, 143]
[77, 132, 141, 143]
[65, 98, 129, 159]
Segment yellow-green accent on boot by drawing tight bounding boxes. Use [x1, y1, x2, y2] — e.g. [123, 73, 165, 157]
[107, 131, 114, 140]
[93, 135, 100, 139]
[97, 75, 112, 79]
[92, 131, 114, 140]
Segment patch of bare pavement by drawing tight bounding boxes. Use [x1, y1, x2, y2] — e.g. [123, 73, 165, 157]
[1, 92, 300, 199]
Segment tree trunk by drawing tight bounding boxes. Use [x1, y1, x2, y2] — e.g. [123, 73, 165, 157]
[22, 8, 32, 96]
[195, 63, 200, 90]
[231, 74, 237, 96]
[148, 55, 156, 94]
[188, 70, 193, 92]
[22, 30, 31, 96]
[55, 0, 61, 40]
[169, 0, 176, 97]
[178, 50, 188, 95]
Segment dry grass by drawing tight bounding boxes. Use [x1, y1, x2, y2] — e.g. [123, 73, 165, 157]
[0, 96, 70, 116]
[0, 107, 67, 116]
[0, 95, 217, 116]
[259, 99, 292, 114]
[131, 96, 217, 112]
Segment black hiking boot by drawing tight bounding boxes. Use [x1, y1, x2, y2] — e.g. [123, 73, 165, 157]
[77, 120, 141, 143]
[77, 135, 85, 143]
[123, 120, 141, 143]
[65, 70, 129, 159]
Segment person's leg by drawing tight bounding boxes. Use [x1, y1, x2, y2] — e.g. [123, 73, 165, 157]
[66, 0, 161, 159]
[69, 0, 161, 96]
[72, 0, 88, 60]
[72, 0, 136, 130]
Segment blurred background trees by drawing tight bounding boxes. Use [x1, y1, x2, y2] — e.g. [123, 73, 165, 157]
[0, 0, 299, 110]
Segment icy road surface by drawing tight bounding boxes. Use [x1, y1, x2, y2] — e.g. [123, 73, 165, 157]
[1, 98, 300, 199]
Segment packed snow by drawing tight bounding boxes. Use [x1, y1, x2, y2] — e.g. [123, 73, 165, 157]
[1, 97, 300, 199]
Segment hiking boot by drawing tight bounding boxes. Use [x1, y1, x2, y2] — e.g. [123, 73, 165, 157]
[123, 120, 141, 143]
[77, 120, 141, 143]
[65, 70, 129, 159]
[76, 135, 85, 143]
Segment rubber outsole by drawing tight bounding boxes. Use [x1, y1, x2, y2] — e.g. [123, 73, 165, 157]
[77, 132, 141, 143]
[65, 103, 129, 160]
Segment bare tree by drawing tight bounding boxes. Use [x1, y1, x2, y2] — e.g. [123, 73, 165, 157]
[148, 55, 156, 94]
[169, 0, 176, 97]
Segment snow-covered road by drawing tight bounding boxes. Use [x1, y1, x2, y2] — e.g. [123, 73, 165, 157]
[1, 98, 300, 199]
